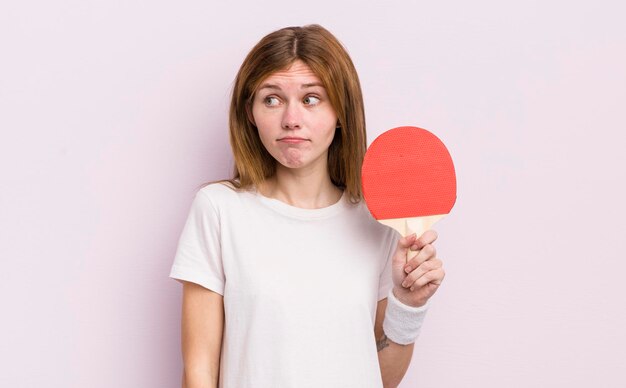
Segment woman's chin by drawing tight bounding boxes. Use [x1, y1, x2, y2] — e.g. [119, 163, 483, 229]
[278, 160, 305, 169]
[275, 152, 306, 169]
[274, 149, 327, 172]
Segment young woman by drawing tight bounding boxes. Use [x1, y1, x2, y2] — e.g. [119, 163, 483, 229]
[170, 24, 445, 388]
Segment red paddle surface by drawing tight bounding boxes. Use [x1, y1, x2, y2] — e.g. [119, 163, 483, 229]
[362, 126, 456, 220]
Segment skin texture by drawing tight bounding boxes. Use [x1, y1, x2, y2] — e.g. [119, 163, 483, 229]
[248, 60, 343, 209]
[251, 60, 337, 171]
[392, 230, 445, 308]
[181, 281, 224, 388]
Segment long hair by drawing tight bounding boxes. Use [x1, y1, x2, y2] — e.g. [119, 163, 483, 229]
[204, 24, 367, 203]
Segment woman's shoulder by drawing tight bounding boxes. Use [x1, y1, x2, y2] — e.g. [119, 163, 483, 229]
[198, 180, 236, 194]
[195, 180, 253, 207]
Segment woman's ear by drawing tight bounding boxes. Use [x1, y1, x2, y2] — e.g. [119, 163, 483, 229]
[246, 102, 256, 127]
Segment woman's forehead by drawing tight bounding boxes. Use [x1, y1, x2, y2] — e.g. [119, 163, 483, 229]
[261, 60, 323, 86]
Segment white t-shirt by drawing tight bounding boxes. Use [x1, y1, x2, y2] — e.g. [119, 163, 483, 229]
[169, 182, 400, 387]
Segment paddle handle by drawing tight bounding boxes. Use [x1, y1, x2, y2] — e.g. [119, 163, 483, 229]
[380, 215, 445, 262]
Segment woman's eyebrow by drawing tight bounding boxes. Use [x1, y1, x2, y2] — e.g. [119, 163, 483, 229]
[257, 82, 325, 91]
[301, 82, 325, 89]
[258, 83, 281, 91]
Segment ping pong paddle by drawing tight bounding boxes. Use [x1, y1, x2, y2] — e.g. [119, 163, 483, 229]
[361, 126, 457, 261]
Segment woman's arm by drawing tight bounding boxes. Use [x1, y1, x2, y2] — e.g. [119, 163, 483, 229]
[374, 298, 414, 388]
[376, 231, 443, 386]
[180, 280, 224, 388]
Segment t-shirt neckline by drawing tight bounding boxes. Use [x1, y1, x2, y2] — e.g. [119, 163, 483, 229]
[252, 189, 349, 220]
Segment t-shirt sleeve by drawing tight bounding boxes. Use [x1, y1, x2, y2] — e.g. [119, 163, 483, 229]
[378, 228, 401, 301]
[169, 190, 225, 295]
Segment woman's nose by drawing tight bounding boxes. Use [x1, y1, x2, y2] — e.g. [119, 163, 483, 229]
[281, 102, 302, 130]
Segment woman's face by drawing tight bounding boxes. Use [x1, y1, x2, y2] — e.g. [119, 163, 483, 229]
[250, 60, 338, 172]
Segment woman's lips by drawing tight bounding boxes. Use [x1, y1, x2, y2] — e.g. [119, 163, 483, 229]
[278, 137, 308, 144]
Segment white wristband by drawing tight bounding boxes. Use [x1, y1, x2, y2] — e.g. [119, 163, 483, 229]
[382, 288, 430, 345]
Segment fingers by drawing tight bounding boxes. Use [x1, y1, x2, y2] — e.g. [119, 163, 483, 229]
[404, 243, 437, 273]
[401, 259, 445, 290]
[393, 233, 418, 263]
[413, 268, 445, 288]
[410, 229, 438, 251]
[399, 229, 444, 291]
[400, 233, 418, 249]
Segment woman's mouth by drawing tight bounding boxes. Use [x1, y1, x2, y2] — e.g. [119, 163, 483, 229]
[278, 137, 308, 144]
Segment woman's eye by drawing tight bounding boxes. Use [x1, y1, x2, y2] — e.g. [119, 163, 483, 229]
[264, 96, 280, 106]
[303, 96, 320, 105]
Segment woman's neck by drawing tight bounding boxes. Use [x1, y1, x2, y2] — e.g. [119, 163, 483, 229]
[259, 164, 343, 209]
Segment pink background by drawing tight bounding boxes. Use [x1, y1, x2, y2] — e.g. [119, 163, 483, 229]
[1, 1, 625, 387]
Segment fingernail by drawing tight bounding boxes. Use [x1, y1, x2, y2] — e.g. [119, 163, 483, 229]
[410, 286, 415, 291]
[402, 281, 408, 288]
[405, 266, 411, 273]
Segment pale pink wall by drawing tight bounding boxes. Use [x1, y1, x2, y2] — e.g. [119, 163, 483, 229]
[1, 1, 625, 387]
